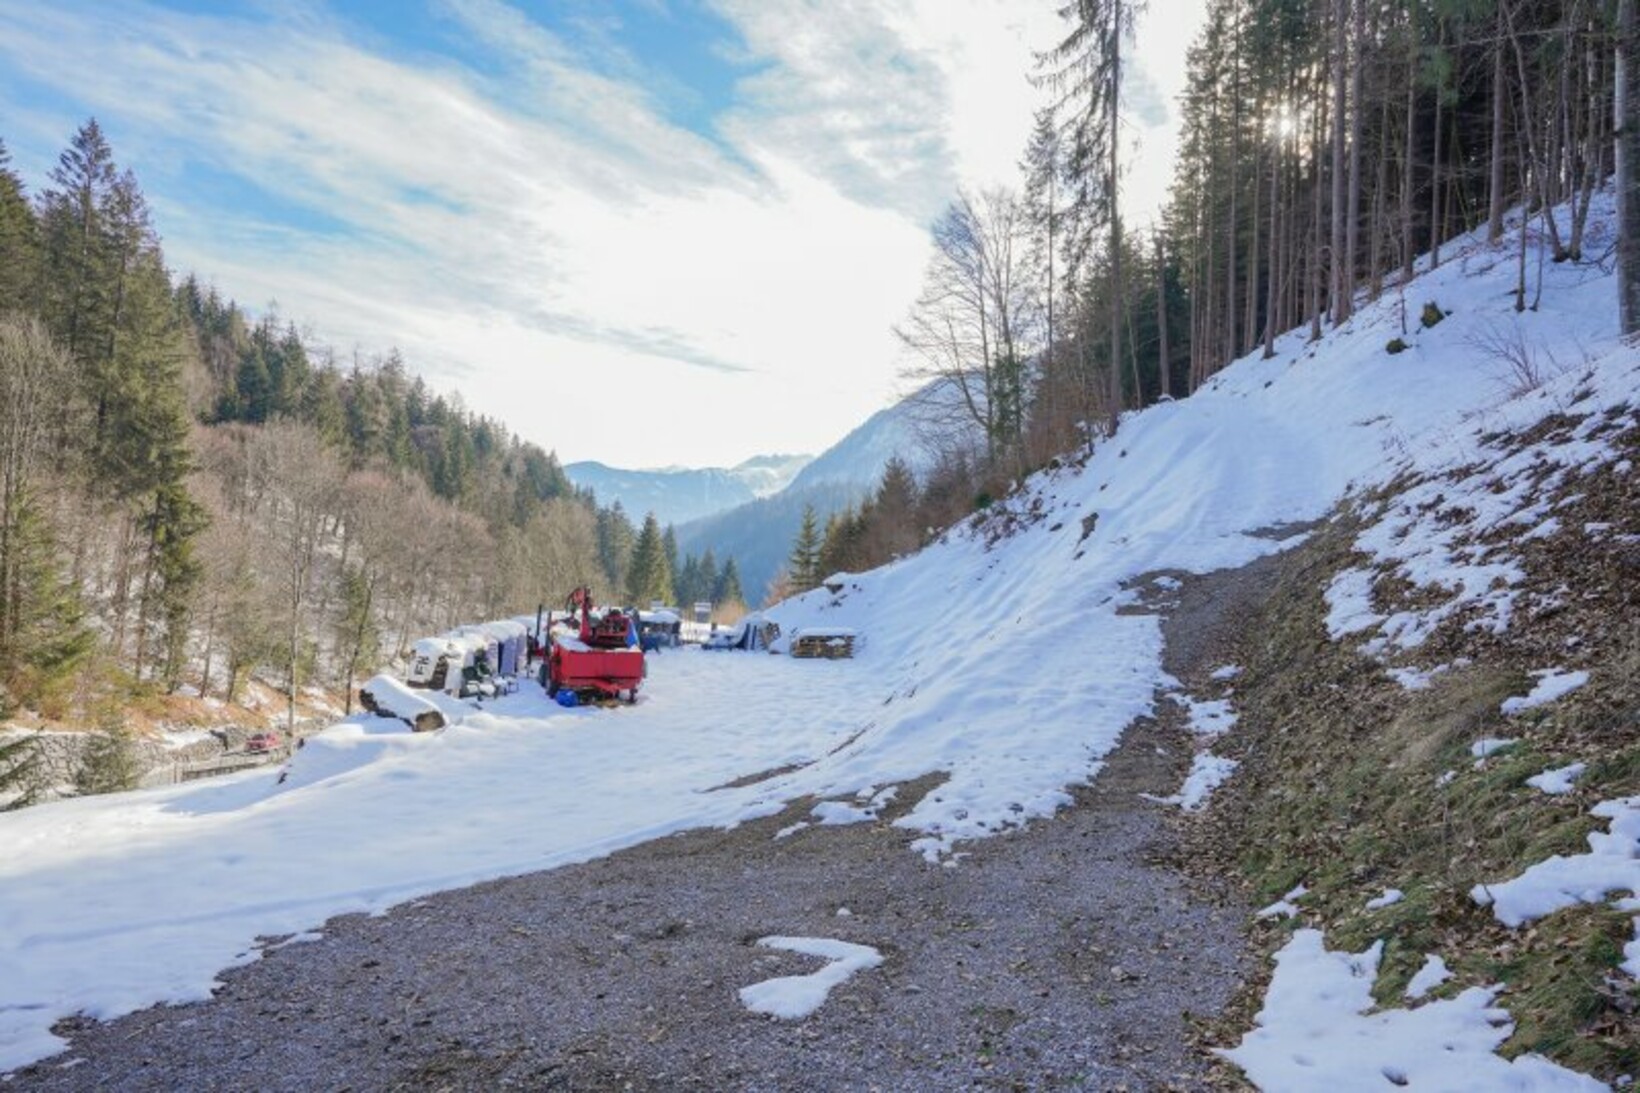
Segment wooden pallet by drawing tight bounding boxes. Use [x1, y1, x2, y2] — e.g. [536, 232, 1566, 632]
[789, 630, 856, 659]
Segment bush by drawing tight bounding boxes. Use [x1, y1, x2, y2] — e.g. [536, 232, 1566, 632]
[0, 732, 40, 810]
[1421, 301, 1446, 329]
[1386, 338, 1410, 355]
[75, 711, 141, 796]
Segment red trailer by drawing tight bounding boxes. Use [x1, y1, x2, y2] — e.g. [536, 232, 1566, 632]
[546, 588, 645, 703]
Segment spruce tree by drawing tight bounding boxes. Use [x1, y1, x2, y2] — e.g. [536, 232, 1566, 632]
[0, 139, 39, 313]
[659, 525, 678, 584]
[624, 512, 673, 606]
[698, 548, 719, 605]
[37, 119, 118, 363]
[788, 504, 822, 594]
[676, 553, 702, 608]
[715, 557, 744, 608]
[597, 502, 636, 596]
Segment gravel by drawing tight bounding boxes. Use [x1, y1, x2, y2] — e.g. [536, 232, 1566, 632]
[9, 561, 1280, 1092]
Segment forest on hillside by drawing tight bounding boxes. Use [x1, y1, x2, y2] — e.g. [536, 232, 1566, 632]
[772, 0, 1640, 597]
[891, 0, 1638, 478]
[0, 123, 744, 738]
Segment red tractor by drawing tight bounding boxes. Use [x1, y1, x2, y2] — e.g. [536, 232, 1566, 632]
[544, 587, 645, 703]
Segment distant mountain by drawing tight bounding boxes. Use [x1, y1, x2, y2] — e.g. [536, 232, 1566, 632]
[565, 453, 811, 527]
[729, 453, 813, 498]
[676, 395, 931, 602]
[783, 399, 925, 494]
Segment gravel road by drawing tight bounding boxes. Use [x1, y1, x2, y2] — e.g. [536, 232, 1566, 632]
[11, 559, 1284, 1092]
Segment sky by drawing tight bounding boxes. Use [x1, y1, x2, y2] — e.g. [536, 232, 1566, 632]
[0, 0, 1206, 468]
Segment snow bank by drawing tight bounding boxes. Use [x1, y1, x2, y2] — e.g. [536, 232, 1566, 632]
[1222, 930, 1604, 1091]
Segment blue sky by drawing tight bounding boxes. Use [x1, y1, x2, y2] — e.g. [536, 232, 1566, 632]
[0, 0, 1202, 467]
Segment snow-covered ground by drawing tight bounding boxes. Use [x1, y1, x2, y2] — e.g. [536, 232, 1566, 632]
[2, 200, 1635, 1081]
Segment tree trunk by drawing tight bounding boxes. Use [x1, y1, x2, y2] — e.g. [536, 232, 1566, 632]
[1155, 233, 1171, 397]
[1330, 0, 1350, 324]
[1344, 0, 1364, 317]
[1429, 79, 1444, 270]
[1619, 0, 1640, 333]
[1310, 83, 1326, 341]
[1262, 130, 1281, 358]
[1489, 7, 1508, 243]
[1246, 139, 1262, 354]
[1107, 1, 1125, 432]
[1401, 19, 1417, 284]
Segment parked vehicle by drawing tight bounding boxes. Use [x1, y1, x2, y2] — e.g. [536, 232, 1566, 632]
[545, 587, 645, 702]
[245, 731, 283, 753]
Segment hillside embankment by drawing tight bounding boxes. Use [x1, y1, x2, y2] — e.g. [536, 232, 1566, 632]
[1189, 397, 1639, 1083]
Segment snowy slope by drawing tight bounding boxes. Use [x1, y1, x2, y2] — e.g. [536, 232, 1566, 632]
[2, 202, 1634, 1075]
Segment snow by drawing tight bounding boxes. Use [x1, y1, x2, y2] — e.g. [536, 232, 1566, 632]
[1471, 737, 1519, 759]
[1404, 954, 1451, 1000]
[1209, 664, 1241, 681]
[2, 198, 1635, 1075]
[1502, 669, 1591, 715]
[1625, 921, 1640, 979]
[1365, 889, 1404, 911]
[1145, 754, 1238, 812]
[1385, 662, 1457, 691]
[1527, 762, 1587, 796]
[158, 729, 213, 750]
[1257, 885, 1309, 920]
[1222, 930, 1605, 1092]
[736, 936, 883, 1019]
[1168, 693, 1239, 738]
[358, 673, 444, 730]
[1472, 796, 1640, 927]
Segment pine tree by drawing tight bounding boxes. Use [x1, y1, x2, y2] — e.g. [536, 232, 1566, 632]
[662, 525, 680, 600]
[788, 504, 822, 594]
[625, 512, 673, 606]
[37, 119, 118, 364]
[0, 139, 39, 313]
[3, 497, 95, 717]
[697, 549, 719, 605]
[597, 502, 636, 596]
[715, 557, 744, 608]
[870, 457, 921, 560]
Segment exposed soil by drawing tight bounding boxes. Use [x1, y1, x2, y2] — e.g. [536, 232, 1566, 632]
[9, 557, 1295, 1093]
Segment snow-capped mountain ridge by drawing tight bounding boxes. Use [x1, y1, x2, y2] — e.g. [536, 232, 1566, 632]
[565, 453, 812, 526]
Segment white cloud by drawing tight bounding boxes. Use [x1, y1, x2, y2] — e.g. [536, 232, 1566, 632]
[0, 0, 1204, 466]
